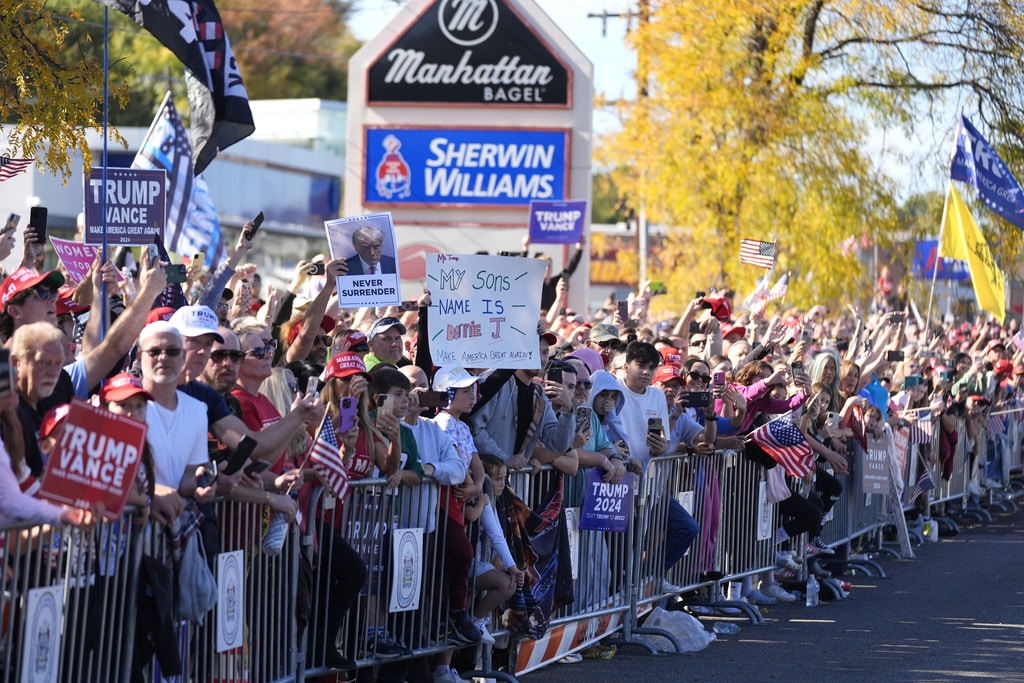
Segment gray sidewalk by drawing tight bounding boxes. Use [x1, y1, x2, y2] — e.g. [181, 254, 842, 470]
[520, 508, 1024, 683]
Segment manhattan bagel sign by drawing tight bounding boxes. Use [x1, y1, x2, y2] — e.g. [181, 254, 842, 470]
[367, 0, 571, 106]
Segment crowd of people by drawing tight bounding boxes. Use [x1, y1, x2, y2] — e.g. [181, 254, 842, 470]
[1, 218, 1021, 683]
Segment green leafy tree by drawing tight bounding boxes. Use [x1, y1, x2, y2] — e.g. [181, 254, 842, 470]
[605, 1, 1024, 311]
[0, 0, 128, 179]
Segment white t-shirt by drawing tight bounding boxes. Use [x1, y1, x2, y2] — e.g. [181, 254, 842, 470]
[616, 379, 670, 470]
[146, 390, 209, 488]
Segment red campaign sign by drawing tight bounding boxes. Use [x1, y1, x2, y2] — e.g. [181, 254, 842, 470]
[38, 399, 148, 520]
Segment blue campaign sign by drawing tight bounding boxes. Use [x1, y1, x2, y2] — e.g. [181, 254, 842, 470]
[84, 168, 166, 246]
[364, 128, 567, 207]
[912, 240, 970, 281]
[527, 199, 587, 244]
[579, 469, 634, 533]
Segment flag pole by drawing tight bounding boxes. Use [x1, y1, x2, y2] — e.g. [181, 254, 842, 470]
[100, 7, 110, 338]
[288, 410, 329, 495]
[925, 183, 951, 333]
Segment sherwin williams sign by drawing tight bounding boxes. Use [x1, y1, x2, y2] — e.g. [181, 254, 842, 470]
[367, 0, 570, 106]
[364, 127, 567, 207]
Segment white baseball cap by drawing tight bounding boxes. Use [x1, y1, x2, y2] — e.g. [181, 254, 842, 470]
[432, 365, 480, 392]
[169, 305, 224, 342]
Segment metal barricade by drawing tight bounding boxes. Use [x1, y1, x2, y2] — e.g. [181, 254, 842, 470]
[714, 451, 777, 587]
[0, 511, 145, 683]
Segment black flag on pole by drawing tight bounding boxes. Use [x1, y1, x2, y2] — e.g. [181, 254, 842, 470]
[95, 0, 254, 175]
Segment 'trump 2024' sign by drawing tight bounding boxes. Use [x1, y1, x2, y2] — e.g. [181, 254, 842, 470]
[365, 127, 567, 207]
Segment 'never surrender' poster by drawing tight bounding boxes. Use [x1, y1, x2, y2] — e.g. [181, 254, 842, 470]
[425, 253, 546, 369]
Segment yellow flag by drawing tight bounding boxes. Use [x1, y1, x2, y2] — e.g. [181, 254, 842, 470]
[940, 184, 1005, 323]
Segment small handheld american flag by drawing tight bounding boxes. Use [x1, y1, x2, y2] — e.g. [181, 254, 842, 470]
[309, 414, 349, 501]
[748, 415, 814, 477]
[739, 239, 776, 270]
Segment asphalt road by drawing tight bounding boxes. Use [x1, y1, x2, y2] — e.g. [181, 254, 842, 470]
[519, 506, 1024, 683]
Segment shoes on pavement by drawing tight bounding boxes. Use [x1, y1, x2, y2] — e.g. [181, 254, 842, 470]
[762, 583, 797, 602]
[742, 588, 777, 606]
[582, 644, 617, 660]
[432, 666, 468, 683]
[558, 653, 583, 664]
[475, 618, 495, 646]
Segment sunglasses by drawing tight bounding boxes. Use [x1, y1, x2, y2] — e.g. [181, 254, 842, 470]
[31, 287, 58, 301]
[245, 345, 274, 359]
[598, 339, 622, 349]
[210, 349, 245, 363]
[313, 335, 331, 346]
[688, 371, 712, 383]
[690, 338, 707, 346]
[575, 380, 593, 390]
[142, 347, 182, 358]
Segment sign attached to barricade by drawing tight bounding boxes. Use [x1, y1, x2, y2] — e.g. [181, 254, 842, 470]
[863, 430, 892, 494]
[756, 481, 772, 541]
[389, 528, 424, 612]
[48, 236, 126, 285]
[580, 469, 634, 532]
[527, 199, 587, 244]
[22, 584, 64, 683]
[84, 168, 165, 246]
[325, 212, 403, 308]
[37, 399, 148, 520]
[216, 550, 245, 652]
[425, 253, 546, 369]
[564, 507, 580, 579]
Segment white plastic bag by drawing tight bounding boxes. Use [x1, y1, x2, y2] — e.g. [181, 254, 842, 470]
[638, 606, 716, 653]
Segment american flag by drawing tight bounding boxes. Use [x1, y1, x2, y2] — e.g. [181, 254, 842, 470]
[767, 272, 789, 301]
[133, 92, 226, 268]
[0, 156, 33, 183]
[985, 413, 1005, 438]
[96, 0, 254, 175]
[908, 462, 935, 504]
[741, 276, 771, 315]
[907, 411, 934, 446]
[309, 414, 349, 501]
[739, 239, 776, 270]
[748, 415, 814, 477]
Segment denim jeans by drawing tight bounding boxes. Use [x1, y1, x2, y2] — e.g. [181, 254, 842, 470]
[665, 497, 700, 571]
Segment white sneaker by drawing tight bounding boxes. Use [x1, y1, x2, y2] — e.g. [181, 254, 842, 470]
[762, 583, 797, 601]
[742, 588, 777, 606]
[776, 551, 800, 571]
[475, 619, 495, 646]
[432, 666, 462, 683]
[558, 653, 583, 664]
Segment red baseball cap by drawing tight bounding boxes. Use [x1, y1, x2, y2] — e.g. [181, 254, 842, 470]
[653, 366, 683, 385]
[287, 314, 336, 345]
[323, 352, 371, 381]
[994, 359, 1014, 378]
[703, 295, 732, 322]
[38, 404, 71, 440]
[339, 330, 369, 353]
[721, 323, 746, 341]
[55, 284, 89, 316]
[146, 307, 178, 325]
[1, 268, 65, 310]
[986, 338, 1005, 352]
[659, 346, 682, 368]
[100, 372, 153, 404]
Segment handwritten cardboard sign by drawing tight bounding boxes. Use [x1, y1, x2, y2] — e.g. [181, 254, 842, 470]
[38, 399, 147, 520]
[425, 253, 546, 369]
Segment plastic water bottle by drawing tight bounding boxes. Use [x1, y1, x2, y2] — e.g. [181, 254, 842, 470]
[805, 574, 819, 607]
[711, 622, 740, 635]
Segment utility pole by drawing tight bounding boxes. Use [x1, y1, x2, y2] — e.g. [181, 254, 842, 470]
[590, 3, 651, 285]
